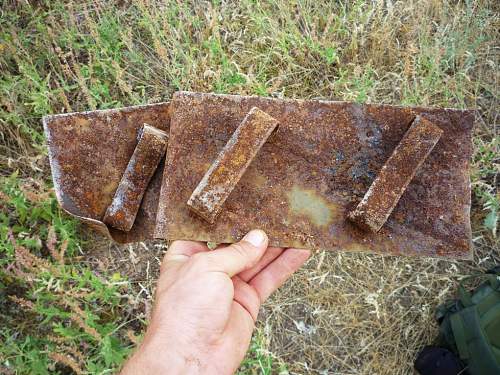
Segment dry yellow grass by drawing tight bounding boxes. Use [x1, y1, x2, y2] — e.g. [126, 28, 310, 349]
[1, 0, 498, 373]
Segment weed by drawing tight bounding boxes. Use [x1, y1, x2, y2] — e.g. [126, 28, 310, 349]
[238, 327, 289, 375]
[0, 0, 498, 374]
[0, 175, 137, 374]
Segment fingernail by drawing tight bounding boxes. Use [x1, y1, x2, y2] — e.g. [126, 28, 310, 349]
[243, 229, 267, 247]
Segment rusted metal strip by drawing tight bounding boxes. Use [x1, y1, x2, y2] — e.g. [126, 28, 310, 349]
[348, 115, 443, 233]
[103, 124, 168, 232]
[187, 107, 279, 223]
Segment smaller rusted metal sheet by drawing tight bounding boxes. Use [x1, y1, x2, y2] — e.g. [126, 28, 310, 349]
[157, 91, 474, 259]
[187, 107, 278, 223]
[104, 124, 168, 232]
[43, 103, 170, 243]
[348, 115, 443, 232]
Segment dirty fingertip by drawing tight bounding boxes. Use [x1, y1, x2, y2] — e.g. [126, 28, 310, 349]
[243, 229, 268, 247]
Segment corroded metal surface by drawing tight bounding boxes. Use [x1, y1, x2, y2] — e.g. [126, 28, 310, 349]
[156, 91, 474, 259]
[104, 124, 168, 232]
[187, 107, 279, 223]
[43, 102, 170, 243]
[348, 115, 443, 232]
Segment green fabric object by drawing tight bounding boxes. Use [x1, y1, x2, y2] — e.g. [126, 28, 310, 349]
[436, 268, 500, 375]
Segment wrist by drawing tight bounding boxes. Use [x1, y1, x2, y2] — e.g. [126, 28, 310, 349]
[121, 341, 205, 375]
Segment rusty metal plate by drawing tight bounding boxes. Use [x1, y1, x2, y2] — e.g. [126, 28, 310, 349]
[43, 103, 170, 243]
[156, 91, 474, 259]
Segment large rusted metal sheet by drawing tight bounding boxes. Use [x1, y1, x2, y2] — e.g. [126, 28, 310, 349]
[43, 103, 170, 243]
[156, 92, 474, 259]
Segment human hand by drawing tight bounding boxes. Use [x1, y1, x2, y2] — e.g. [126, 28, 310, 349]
[121, 229, 310, 375]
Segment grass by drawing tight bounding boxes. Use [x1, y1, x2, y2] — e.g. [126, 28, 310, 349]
[0, 0, 498, 374]
[0, 174, 136, 374]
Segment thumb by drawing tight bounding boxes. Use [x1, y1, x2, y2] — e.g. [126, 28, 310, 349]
[199, 229, 268, 277]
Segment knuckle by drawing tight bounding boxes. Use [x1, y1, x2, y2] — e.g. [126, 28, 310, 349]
[231, 242, 250, 258]
[159, 260, 169, 274]
[190, 252, 211, 269]
[234, 284, 260, 322]
[161, 250, 172, 265]
[166, 240, 182, 253]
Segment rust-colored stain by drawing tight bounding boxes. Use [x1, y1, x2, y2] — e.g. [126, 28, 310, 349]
[103, 124, 168, 232]
[287, 185, 341, 228]
[156, 91, 474, 259]
[43, 102, 170, 243]
[187, 107, 278, 223]
[348, 115, 443, 232]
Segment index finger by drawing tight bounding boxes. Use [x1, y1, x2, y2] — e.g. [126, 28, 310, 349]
[249, 248, 311, 302]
